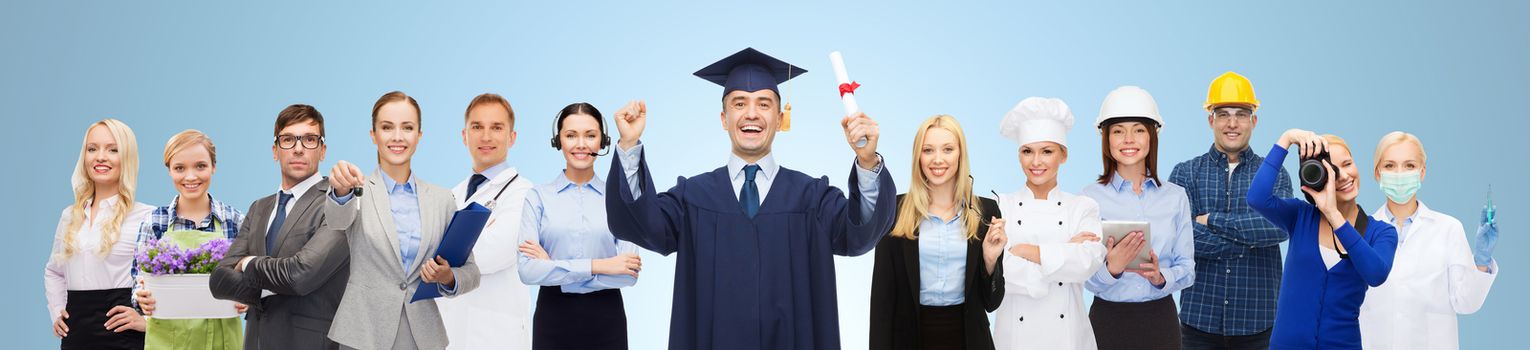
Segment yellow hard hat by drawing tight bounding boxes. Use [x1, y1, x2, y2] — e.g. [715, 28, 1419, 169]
[1205, 71, 1259, 111]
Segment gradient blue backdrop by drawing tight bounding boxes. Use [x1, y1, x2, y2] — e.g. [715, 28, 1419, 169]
[4, 1, 1524, 348]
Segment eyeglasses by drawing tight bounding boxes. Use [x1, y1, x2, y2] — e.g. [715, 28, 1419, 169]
[275, 134, 324, 149]
[1211, 109, 1254, 122]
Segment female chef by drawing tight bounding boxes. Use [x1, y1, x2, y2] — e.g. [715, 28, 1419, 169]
[990, 97, 1108, 350]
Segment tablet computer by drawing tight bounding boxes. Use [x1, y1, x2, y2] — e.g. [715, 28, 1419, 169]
[1102, 220, 1154, 271]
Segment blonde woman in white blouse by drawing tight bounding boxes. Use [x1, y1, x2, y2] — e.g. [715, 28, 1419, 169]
[44, 118, 155, 350]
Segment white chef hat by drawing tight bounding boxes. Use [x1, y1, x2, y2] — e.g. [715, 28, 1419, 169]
[999, 97, 1075, 148]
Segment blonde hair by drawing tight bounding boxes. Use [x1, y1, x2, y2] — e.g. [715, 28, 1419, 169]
[163, 129, 217, 167]
[62, 119, 140, 257]
[1372, 131, 1426, 171]
[1322, 134, 1350, 154]
[891, 115, 981, 240]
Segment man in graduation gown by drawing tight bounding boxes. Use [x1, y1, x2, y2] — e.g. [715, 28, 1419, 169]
[604, 47, 897, 349]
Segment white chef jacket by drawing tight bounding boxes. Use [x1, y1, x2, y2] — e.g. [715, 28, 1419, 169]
[993, 186, 1107, 350]
[438, 165, 534, 350]
[1360, 201, 1497, 350]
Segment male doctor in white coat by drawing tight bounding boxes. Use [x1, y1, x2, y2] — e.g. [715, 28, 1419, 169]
[437, 93, 534, 350]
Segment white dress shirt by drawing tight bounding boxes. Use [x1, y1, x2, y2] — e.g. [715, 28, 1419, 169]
[43, 196, 154, 322]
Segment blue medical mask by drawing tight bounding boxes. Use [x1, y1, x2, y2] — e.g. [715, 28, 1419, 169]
[1378, 170, 1422, 204]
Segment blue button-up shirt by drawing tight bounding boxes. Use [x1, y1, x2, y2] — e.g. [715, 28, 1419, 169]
[1170, 146, 1292, 336]
[517, 172, 639, 294]
[918, 212, 967, 306]
[379, 171, 424, 273]
[1082, 173, 1196, 303]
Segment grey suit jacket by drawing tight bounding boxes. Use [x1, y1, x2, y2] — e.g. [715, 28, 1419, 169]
[210, 179, 351, 350]
[324, 172, 481, 350]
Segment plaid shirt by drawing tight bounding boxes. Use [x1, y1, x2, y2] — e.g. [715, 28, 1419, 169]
[1170, 146, 1292, 336]
[132, 194, 245, 281]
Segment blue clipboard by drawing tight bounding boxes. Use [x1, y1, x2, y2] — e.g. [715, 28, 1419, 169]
[410, 202, 491, 302]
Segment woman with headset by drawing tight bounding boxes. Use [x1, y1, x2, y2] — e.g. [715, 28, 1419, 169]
[517, 102, 642, 350]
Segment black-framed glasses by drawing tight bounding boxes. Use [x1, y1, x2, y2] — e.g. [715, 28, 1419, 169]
[275, 134, 324, 149]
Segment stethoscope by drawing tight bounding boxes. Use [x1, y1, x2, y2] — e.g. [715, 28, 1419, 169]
[480, 173, 522, 211]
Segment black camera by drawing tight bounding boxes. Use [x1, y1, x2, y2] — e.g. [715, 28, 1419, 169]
[1299, 151, 1338, 190]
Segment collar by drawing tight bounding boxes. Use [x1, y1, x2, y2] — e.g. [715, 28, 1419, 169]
[1378, 201, 1430, 226]
[728, 152, 779, 183]
[87, 195, 121, 212]
[1017, 184, 1064, 202]
[553, 170, 605, 195]
[475, 161, 511, 181]
[924, 209, 964, 225]
[380, 170, 416, 195]
[166, 193, 231, 224]
[284, 172, 324, 197]
[1207, 145, 1257, 165]
[1108, 172, 1159, 193]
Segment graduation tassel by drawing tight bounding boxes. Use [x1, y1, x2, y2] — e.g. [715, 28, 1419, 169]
[781, 64, 792, 131]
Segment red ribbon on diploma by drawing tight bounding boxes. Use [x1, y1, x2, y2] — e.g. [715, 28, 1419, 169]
[838, 81, 861, 97]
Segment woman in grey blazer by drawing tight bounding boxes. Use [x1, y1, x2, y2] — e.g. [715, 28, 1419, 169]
[323, 91, 482, 350]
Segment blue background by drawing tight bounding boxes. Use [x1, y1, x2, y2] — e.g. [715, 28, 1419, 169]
[3, 1, 1524, 348]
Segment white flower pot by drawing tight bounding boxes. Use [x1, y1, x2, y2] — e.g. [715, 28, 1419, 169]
[141, 273, 238, 319]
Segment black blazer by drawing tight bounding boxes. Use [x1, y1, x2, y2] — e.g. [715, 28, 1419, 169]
[869, 195, 1003, 350]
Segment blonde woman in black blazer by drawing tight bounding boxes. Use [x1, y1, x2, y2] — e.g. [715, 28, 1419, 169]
[869, 115, 1007, 350]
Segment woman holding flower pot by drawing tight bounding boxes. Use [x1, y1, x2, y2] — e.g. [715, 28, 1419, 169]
[131, 129, 247, 350]
[44, 118, 156, 349]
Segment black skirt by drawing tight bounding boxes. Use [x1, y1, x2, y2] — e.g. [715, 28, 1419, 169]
[532, 286, 627, 350]
[62, 288, 145, 350]
[918, 304, 966, 350]
[1089, 296, 1181, 350]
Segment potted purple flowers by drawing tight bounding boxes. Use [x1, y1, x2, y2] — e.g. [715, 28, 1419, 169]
[135, 230, 238, 319]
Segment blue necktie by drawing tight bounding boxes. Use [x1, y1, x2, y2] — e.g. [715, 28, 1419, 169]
[466, 174, 488, 199]
[740, 165, 761, 218]
[266, 191, 293, 254]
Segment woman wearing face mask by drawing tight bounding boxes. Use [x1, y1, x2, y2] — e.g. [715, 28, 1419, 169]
[990, 98, 1107, 350]
[1080, 86, 1195, 350]
[868, 115, 1007, 350]
[1250, 129, 1397, 349]
[45, 118, 155, 349]
[324, 91, 482, 350]
[132, 130, 247, 349]
[516, 102, 641, 350]
[1358, 132, 1498, 350]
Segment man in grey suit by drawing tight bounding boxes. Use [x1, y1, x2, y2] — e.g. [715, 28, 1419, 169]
[210, 104, 351, 350]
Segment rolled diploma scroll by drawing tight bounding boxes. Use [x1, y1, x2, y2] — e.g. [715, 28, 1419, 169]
[830, 51, 867, 148]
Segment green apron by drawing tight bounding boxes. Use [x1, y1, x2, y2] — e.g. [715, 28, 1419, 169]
[143, 221, 243, 350]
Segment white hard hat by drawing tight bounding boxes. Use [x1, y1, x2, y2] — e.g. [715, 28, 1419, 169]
[1000, 97, 1075, 148]
[1096, 86, 1164, 128]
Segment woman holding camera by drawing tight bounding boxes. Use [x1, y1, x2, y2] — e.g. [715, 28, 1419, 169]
[1249, 128, 1397, 350]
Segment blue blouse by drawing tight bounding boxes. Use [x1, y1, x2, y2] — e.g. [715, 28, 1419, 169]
[1249, 145, 1397, 350]
[1081, 173, 1197, 303]
[917, 212, 967, 306]
[517, 172, 639, 294]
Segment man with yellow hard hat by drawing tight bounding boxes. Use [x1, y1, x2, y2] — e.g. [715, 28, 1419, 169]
[1169, 72, 1294, 349]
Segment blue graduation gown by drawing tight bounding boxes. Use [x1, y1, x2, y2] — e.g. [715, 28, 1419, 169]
[606, 150, 897, 349]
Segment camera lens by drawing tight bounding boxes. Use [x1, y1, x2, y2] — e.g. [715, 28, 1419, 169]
[1300, 158, 1327, 189]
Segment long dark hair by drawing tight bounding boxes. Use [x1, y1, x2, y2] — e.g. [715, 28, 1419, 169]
[1096, 117, 1161, 185]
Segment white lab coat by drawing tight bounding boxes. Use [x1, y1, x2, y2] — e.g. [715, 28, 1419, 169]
[993, 187, 1107, 350]
[438, 167, 535, 350]
[1360, 202, 1497, 350]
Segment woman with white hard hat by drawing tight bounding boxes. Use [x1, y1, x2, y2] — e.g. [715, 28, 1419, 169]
[990, 97, 1108, 350]
[1359, 131, 1499, 350]
[1079, 86, 1196, 350]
